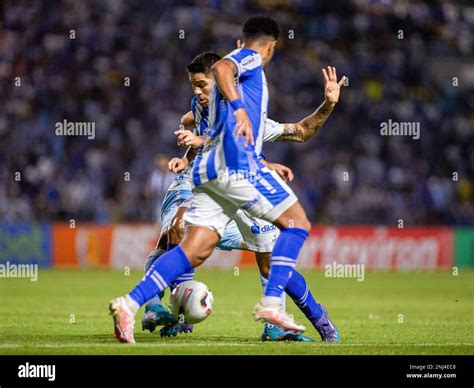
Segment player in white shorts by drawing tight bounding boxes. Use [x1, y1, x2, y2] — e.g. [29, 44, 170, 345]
[142, 47, 343, 342]
[110, 16, 346, 344]
[142, 52, 306, 340]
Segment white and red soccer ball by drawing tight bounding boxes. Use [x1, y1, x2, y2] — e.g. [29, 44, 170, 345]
[169, 281, 214, 324]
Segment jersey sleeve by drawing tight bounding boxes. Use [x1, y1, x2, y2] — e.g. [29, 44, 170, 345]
[223, 48, 262, 79]
[262, 118, 285, 142]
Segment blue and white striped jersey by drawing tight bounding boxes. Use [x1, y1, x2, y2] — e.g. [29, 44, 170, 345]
[191, 95, 210, 137]
[166, 96, 209, 191]
[192, 48, 269, 186]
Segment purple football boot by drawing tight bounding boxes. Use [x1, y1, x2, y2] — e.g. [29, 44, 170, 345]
[313, 305, 340, 342]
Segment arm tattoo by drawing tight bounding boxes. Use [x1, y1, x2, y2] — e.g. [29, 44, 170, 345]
[275, 101, 335, 142]
[275, 124, 305, 142]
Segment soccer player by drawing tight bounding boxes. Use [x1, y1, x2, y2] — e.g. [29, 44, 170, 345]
[110, 16, 344, 344]
[143, 51, 344, 342]
[141, 51, 306, 341]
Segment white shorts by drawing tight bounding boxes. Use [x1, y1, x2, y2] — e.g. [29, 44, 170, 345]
[183, 167, 297, 237]
[232, 209, 280, 252]
[179, 200, 278, 252]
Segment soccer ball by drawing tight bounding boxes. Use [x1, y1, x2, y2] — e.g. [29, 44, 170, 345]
[169, 280, 214, 324]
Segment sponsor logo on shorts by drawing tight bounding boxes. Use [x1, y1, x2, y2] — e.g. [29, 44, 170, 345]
[250, 222, 277, 234]
[242, 195, 262, 211]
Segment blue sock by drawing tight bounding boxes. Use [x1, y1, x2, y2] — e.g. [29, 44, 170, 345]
[167, 243, 177, 251]
[129, 246, 192, 307]
[265, 228, 309, 298]
[285, 270, 323, 322]
[170, 268, 195, 292]
[143, 248, 165, 300]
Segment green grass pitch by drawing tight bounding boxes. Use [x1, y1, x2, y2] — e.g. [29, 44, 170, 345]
[0, 268, 473, 355]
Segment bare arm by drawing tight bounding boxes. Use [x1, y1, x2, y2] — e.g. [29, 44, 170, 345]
[275, 100, 335, 142]
[181, 111, 195, 130]
[275, 66, 346, 143]
[212, 59, 241, 103]
[212, 59, 254, 146]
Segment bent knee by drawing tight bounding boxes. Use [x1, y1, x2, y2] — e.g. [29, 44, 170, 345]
[186, 246, 213, 267]
[168, 217, 185, 241]
[181, 240, 215, 267]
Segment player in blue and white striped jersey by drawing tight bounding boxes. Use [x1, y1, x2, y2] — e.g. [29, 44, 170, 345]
[143, 52, 309, 340]
[110, 17, 345, 344]
[181, 16, 336, 333]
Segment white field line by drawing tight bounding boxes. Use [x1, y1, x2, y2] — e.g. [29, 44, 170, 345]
[0, 342, 472, 349]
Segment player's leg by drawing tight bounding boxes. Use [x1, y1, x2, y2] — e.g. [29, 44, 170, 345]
[254, 252, 312, 342]
[255, 248, 338, 341]
[167, 205, 196, 290]
[214, 216, 287, 314]
[258, 199, 310, 302]
[220, 168, 337, 335]
[159, 207, 239, 338]
[284, 269, 339, 342]
[109, 186, 233, 343]
[217, 168, 308, 331]
[231, 210, 310, 340]
[111, 227, 218, 344]
[261, 203, 338, 336]
[141, 191, 193, 332]
[157, 222, 221, 338]
[141, 244, 179, 332]
[249, 186, 339, 339]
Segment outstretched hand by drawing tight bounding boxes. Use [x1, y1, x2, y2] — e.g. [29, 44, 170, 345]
[322, 66, 346, 105]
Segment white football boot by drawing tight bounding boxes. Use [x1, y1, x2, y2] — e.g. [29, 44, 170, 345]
[109, 295, 138, 344]
[253, 296, 306, 333]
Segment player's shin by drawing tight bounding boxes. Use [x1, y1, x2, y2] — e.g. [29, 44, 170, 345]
[129, 246, 193, 308]
[143, 248, 167, 301]
[150, 244, 196, 293]
[264, 227, 309, 301]
[253, 228, 309, 332]
[285, 270, 339, 342]
[285, 270, 323, 322]
[142, 247, 192, 332]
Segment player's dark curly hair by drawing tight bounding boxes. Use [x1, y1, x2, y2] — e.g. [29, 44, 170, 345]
[186, 51, 222, 74]
[243, 15, 280, 42]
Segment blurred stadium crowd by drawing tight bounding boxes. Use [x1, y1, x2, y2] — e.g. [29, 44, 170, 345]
[1, 0, 473, 225]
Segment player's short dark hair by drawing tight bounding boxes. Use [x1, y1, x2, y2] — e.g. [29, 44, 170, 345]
[243, 15, 280, 42]
[186, 52, 222, 74]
